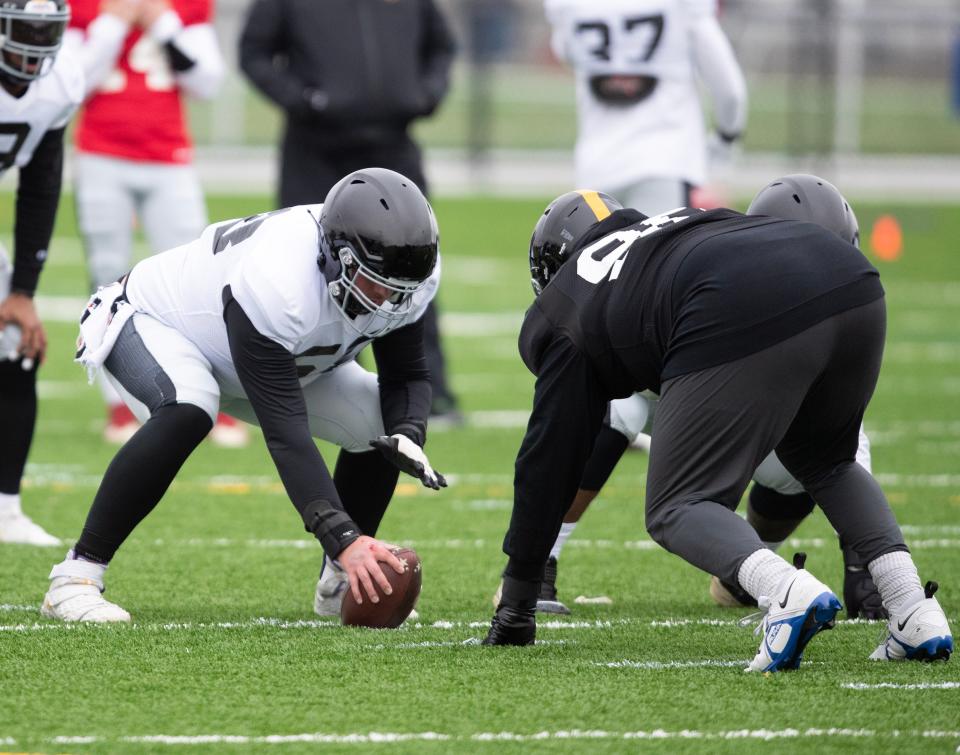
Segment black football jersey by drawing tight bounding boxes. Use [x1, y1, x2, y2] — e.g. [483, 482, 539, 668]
[520, 207, 883, 396]
[503, 207, 884, 565]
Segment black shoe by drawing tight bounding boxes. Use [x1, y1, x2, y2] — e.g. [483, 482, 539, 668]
[842, 545, 887, 620]
[536, 556, 571, 614]
[429, 396, 465, 429]
[482, 605, 536, 646]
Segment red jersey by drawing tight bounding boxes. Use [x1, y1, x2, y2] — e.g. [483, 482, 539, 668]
[70, 0, 212, 164]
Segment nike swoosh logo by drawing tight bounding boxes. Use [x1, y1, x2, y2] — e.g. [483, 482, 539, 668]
[897, 605, 922, 632]
[779, 577, 797, 609]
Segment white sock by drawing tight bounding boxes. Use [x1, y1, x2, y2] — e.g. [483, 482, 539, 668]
[0, 493, 23, 518]
[868, 551, 924, 616]
[549, 522, 577, 561]
[737, 548, 796, 602]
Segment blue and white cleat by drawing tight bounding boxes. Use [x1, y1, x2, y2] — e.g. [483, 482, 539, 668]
[745, 554, 842, 672]
[870, 581, 952, 662]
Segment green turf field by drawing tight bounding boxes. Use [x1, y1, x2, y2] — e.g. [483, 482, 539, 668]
[0, 194, 958, 754]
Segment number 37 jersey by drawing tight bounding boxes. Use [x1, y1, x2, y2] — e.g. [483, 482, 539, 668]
[124, 205, 440, 400]
[519, 208, 883, 397]
[545, 0, 718, 189]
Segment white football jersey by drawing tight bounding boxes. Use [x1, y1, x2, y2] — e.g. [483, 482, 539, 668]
[545, 0, 716, 190]
[124, 205, 440, 400]
[0, 47, 83, 175]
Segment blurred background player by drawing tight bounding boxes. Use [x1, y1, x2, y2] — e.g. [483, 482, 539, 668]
[536, 0, 747, 609]
[238, 0, 463, 426]
[0, 0, 82, 545]
[62, 0, 241, 445]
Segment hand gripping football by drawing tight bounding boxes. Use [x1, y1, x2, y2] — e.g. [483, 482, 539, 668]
[340, 547, 422, 628]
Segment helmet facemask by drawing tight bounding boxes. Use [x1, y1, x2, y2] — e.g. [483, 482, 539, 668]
[0, 1, 69, 84]
[326, 241, 426, 339]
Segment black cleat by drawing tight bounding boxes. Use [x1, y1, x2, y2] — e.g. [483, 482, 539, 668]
[536, 556, 571, 615]
[482, 605, 536, 646]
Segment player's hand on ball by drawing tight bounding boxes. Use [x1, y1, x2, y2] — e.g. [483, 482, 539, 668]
[338, 536, 405, 605]
[370, 434, 447, 490]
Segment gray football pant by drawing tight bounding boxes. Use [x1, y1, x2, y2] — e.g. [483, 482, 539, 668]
[644, 298, 905, 585]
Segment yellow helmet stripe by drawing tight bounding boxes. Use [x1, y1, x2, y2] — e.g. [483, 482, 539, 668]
[577, 190, 612, 221]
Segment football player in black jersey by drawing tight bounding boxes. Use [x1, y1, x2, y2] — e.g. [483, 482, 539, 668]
[483, 186, 953, 669]
[515, 175, 885, 622]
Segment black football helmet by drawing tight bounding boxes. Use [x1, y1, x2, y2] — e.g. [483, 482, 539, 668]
[320, 167, 438, 337]
[0, 0, 69, 84]
[747, 174, 860, 248]
[529, 189, 623, 295]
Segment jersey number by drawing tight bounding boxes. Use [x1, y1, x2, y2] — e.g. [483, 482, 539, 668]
[576, 211, 689, 284]
[0, 123, 30, 171]
[212, 208, 292, 254]
[575, 14, 665, 64]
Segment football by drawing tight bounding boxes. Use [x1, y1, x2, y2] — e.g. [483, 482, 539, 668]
[340, 547, 422, 628]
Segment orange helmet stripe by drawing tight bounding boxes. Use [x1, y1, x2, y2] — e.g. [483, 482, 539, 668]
[576, 190, 613, 222]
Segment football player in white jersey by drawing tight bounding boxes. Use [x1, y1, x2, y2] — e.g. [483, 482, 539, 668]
[41, 168, 448, 622]
[0, 0, 83, 546]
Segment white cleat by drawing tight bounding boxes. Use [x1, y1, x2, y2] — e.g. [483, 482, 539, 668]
[314, 555, 348, 616]
[41, 560, 130, 623]
[209, 414, 249, 448]
[745, 556, 841, 672]
[870, 581, 953, 662]
[0, 512, 61, 546]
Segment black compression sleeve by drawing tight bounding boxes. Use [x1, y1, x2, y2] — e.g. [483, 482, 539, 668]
[504, 338, 608, 581]
[372, 318, 431, 447]
[223, 295, 360, 557]
[12, 127, 64, 295]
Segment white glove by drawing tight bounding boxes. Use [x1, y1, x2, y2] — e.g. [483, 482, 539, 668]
[370, 434, 447, 490]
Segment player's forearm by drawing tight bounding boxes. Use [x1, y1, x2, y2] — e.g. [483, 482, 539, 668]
[64, 16, 129, 97]
[691, 15, 747, 139]
[373, 319, 432, 446]
[149, 17, 225, 101]
[12, 128, 64, 295]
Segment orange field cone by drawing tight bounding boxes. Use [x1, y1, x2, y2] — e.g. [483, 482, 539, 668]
[870, 214, 903, 261]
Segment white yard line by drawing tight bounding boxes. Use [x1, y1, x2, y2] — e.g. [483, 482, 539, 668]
[5, 728, 954, 747]
[594, 659, 745, 669]
[842, 682, 960, 691]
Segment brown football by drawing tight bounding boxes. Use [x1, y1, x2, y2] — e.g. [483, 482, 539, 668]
[340, 547, 422, 628]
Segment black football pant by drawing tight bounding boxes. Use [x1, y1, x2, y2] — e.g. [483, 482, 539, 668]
[644, 297, 906, 586]
[0, 359, 38, 495]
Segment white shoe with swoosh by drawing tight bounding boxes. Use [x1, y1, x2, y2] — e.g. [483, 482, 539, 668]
[745, 557, 842, 672]
[870, 581, 953, 662]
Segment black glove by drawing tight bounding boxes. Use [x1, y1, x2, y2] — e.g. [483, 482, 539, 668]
[370, 434, 446, 490]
